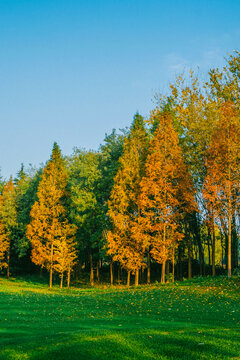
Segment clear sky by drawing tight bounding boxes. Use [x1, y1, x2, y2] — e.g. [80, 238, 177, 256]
[0, 0, 240, 179]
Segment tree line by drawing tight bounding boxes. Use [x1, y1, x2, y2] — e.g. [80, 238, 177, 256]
[0, 52, 240, 288]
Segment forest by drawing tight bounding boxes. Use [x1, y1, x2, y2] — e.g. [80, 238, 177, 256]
[0, 52, 240, 289]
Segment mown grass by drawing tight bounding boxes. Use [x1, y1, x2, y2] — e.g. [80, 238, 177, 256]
[0, 276, 239, 359]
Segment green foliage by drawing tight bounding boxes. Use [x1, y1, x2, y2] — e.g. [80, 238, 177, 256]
[98, 128, 126, 205]
[67, 149, 102, 258]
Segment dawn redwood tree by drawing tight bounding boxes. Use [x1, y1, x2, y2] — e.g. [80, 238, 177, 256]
[0, 222, 10, 272]
[139, 111, 196, 283]
[53, 226, 77, 289]
[107, 114, 149, 286]
[27, 143, 76, 288]
[169, 73, 217, 275]
[14, 165, 42, 261]
[203, 102, 240, 277]
[0, 179, 17, 277]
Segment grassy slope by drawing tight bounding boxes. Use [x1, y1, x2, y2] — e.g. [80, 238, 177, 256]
[0, 276, 239, 360]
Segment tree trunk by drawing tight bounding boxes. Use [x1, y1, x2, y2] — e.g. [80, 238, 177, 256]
[7, 250, 10, 279]
[193, 212, 204, 276]
[212, 215, 216, 276]
[118, 264, 120, 284]
[162, 223, 166, 284]
[228, 212, 232, 278]
[90, 250, 94, 286]
[96, 260, 100, 282]
[200, 244, 205, 276]
[220, 232, 224, 268]
[161, 261, 166, 284]
[188, 251, 192, 280]
[147, 250, 151, 284]
[135, 269, 139, 286]
[60, 273, 63, 289]
[110, 260, 113, 286]
[49, 241, 53, 288]
[172, 248, 175, 282]
[232, 214, 238, 269]
[141, 266, 144, 284]
[177, 245, 183, 281]
[67, 268, 71, 289]
[228, 181, 232, 278]
[166, 260, 169, 282]
[49, 266, 53, 289]
[127, 270, 130, 286]
[207, 227, 211, 268]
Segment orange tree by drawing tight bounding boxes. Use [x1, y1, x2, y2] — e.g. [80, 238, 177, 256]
[0, 179, 17, 277]
[27, 143, 76, 288]
[0, 222, 10, 272]
[203, 102, 240, 277]
[139, 111, 196, 283]
[107, 114, 149, 286]
[53, 225, 77, 288]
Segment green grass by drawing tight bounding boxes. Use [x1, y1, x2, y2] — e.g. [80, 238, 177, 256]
[0, 276, 239, 359]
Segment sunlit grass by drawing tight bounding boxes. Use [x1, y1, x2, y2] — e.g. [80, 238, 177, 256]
[0, 276, 239, 359]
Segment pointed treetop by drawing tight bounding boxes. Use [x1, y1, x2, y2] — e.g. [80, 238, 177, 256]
[131, 113, 145, 132]
[15, 163, 26, 184]
[50, 142, 62, 162]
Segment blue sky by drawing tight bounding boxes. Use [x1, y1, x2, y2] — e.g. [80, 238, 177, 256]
[0, 0, 240, 179]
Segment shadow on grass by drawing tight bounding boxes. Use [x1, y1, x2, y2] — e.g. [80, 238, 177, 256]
[0, 328, 239, 360]
[0, 276, 239, 360]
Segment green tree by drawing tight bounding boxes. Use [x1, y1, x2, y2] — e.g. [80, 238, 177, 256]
[67, 148, 101, 286]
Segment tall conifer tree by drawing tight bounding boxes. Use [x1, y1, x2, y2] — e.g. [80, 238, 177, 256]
[27, 143, 76, 288]
[139, 111, 195, 283]
[107, 114, 149, 286]
[0, 179, 17, 277]
[203, 102, 240, 277]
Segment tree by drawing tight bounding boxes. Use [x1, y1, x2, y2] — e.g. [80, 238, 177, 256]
[168, 73, 218, 275]
[14, 165, 42, 261]
[97, 129, 126, 284]
[27, 143, 76, 288]
[53, 225, 77, 288]
[67, 148, 102, 286]
[139, 111, 196, 283]
[0, 222, 10, 272]
[0, 179, 17, 277]
[203, 102, 240, 277]
[0, 169, 4, 194]
[107, 114, 149, 286]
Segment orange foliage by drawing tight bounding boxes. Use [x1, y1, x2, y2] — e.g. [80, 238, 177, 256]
[27, 144, 76, 287]
[138, 111, 196, 283]
[107, 115, 149, 280]
[0, 221, 9, 270]
[0, 179, 17, 273]
[203, 102, 240, 277]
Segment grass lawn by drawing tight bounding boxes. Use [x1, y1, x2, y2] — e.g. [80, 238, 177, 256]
[0, 276, 239, 360]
